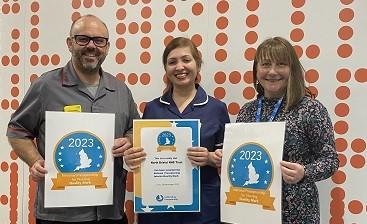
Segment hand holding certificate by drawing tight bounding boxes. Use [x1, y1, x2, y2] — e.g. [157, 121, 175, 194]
[132, 119, 200, 213]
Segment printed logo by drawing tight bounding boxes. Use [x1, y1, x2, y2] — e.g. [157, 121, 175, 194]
[51, 131, 107, 190]
[225, 142, 275, 210]
[156, 194, 164, 202]
[156, 131, 176, 152]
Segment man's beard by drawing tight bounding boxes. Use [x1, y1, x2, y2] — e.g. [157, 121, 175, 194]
[73, 49, 106, 74]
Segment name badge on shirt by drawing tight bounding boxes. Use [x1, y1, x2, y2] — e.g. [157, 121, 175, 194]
[64, 105, 82, 112]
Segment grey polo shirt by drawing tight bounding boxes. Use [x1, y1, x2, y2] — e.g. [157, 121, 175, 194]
[7, 61, 140, 221]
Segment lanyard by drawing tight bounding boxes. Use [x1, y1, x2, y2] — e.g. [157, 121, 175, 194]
[256, 96, 283, 122]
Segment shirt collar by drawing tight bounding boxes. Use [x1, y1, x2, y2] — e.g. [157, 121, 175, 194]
[60, 60, 116, 91]
[159, 84, 208, 106]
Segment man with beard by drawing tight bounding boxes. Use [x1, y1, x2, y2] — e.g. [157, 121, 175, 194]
[6, 15, 139, 224]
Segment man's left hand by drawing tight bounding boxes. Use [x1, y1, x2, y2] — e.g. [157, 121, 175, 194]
[112, 137, 132, 158]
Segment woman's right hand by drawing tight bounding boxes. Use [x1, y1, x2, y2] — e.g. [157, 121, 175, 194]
[209, 149, 223, 168]
[123, 147, 146, 170]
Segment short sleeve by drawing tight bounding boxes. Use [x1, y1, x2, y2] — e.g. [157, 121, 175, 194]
[7, 78, 45, 139]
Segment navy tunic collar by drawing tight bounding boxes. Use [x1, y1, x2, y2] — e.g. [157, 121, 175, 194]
[159, 84, 209, 106]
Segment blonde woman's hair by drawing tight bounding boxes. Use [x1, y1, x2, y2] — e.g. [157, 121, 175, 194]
[252, 36, 312, 110]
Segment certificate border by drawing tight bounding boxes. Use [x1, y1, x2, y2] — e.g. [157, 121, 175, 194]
[133, 119, 200, 213]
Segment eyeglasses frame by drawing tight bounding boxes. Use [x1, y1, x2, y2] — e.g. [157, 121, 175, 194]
[72, 35, 109, 47]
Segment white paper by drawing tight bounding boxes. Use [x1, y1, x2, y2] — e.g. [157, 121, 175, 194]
[133, 119, 200, 213]
[44, 111, 114, 207]
[141, 127, 193, 206]
[221, 122, 285, 223]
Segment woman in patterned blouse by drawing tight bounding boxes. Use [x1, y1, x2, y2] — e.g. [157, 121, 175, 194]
[236, 36, 339, 223]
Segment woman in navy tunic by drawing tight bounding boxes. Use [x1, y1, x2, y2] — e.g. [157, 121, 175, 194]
[124, 37, 230, 224]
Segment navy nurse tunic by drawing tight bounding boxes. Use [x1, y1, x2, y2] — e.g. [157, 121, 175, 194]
[138, 85, 230, 224]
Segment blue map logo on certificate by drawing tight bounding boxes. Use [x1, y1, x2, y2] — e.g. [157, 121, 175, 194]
[157, 131, 176, 152]
[51, 131, 108, 190]
[225, 142, 275, 210]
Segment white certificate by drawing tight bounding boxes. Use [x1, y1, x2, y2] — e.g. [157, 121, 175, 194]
[44, 111, 114, 207]
[133, 119, 200, 213]
[221, 122, 285, 223]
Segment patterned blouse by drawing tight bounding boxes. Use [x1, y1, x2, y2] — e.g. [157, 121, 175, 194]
[236, 96, 339, 224]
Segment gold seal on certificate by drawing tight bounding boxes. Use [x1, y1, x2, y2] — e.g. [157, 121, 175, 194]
[51, 131, 108, 190]
[225, 142, 275, 210]
[133, 119, 200, 213]
[156, 131, 176, 152]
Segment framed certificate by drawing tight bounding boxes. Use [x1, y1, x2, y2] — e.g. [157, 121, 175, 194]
[133, 119, 200, 213]
[44, 111, 115, 207]
[220, 122, 285, 223]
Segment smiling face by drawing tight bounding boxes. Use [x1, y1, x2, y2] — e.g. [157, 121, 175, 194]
[253, 37, 307, 108]
[256, 59, 290, 98]
[67, 16, 110, 75]
[253, 37, 296, 99]
[165, 46, 200, 89]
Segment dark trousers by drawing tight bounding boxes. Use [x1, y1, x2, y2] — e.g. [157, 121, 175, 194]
[36, 215, 128, 224]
